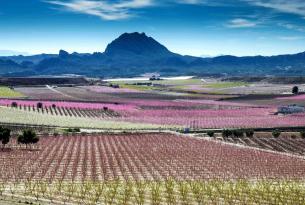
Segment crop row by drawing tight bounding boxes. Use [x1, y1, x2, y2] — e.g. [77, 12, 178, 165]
[1, 133, 305, 182]
[120, 108, 305, 129]
[9, 104, 120, 118]
[2, 98, 305, 129]
[1, 179, 305, 205]
[216, 136, 305, 155]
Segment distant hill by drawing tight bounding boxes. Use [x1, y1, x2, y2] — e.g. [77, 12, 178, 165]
[1, 32, 305, 77]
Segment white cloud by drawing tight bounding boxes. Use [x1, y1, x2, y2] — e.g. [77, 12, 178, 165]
[226, 18, 258, 28]
[245, 0, 305, 18]
[46, 0, 153, 20]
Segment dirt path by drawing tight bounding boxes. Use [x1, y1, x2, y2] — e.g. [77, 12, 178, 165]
[46, 85, 81, 100]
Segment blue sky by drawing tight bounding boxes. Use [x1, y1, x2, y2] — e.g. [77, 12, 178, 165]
[0, 0, 305, 56]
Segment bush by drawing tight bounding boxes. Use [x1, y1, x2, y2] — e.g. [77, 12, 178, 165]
[232, 129, 244, 138]
[73, 128, 81, 132]
[222, 129, 232, 138]
[207, 131, 215, 137]
[0, 127, 11, 148]
[272, 130, 281, 138]
[245, 129, 254, 138]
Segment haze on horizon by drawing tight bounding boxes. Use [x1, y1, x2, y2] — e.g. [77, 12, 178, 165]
[1, 0, 305, 57]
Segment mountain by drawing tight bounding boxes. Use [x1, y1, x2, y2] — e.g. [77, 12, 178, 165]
[0, 54, 57, 64]
[0, 59, 23, 74]
[1, 32, 305, 77]
[105, 32, 173, 58]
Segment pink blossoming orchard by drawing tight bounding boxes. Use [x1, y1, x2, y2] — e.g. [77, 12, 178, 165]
[1, 98, 305, 129]
[1, 81, 305, 204]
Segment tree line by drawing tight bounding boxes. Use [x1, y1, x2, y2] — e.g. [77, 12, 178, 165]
[0, 127, 39, 150]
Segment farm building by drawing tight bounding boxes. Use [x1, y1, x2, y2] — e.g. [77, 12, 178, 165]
[277, 105, 305, 114]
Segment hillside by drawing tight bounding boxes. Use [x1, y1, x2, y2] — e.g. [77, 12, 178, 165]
[1, 32, 305, 77]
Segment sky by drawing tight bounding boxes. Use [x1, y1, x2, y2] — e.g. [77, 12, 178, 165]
[0, 0, 305, 57]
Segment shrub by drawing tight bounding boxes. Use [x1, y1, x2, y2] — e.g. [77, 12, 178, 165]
[245, 129, 254, 138]
[73, 128, 81, 132]
[222, 129, 232, 138]
[207, 131, 215, 137]
[0, 127, 11, 148]
[233, 129, 244, 138]
[272, 130, 281, 138]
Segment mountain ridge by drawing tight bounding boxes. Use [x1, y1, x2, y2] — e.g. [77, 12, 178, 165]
[1, 32, 305, 77]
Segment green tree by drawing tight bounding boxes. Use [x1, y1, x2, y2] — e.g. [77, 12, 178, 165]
[245, 129, 254, 137]
[222, 129, 232, 138]
[292, 86, 299, 95]
[0, 127, 11, 149]
[233, 129, 244, 138]
[207, 131, 215, 137]
[272, 130, 281, 138]
[18, 129, 39, 149]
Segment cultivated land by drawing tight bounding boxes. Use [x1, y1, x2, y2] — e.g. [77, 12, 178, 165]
[2, 77, 305, 204]
[0, 86, 24, 98]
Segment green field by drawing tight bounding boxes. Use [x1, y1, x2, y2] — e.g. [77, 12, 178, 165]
[0, 86, 24, 98]
[112, 78, 202, 86]
[203, 81, 249, 89]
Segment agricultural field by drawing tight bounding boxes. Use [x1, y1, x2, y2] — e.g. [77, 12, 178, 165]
[214, 134, 305, 155]
[1, 133, 305, 204]
[0, 86, 24, 98]
[1, 97, 305, 129]
[2, 77, 305, 204]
